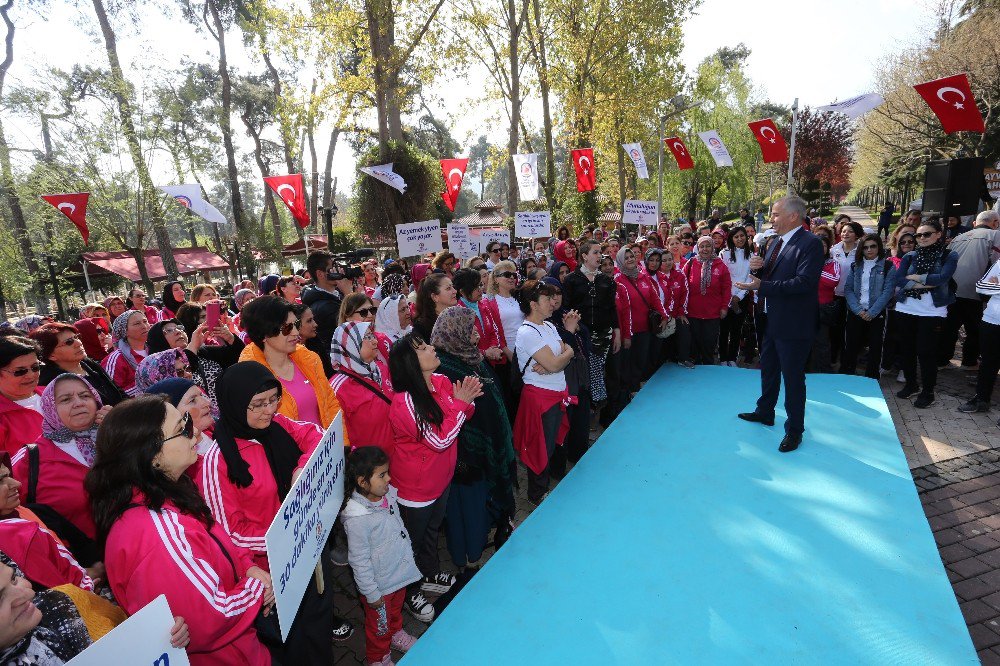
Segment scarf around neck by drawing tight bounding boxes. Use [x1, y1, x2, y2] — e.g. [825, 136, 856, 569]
[430, 306, 484, 366]
[615, 247, 640, 280]
[902, 241, 945, 299]
[331, 322, 382, 384]
[111, 311, 144, 370]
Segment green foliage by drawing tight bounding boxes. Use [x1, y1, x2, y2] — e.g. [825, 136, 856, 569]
[328, 227, 360, 253]
[354, 140, 439, 239]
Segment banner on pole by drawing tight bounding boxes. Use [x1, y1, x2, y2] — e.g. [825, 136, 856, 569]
[395, 220, 444, 257]
[816, 93, 884, 119]
[158, 184, 228, 227]
[265, 414, 346, 641]
[512, 154, 539, 200]
[747, 119, 789, 164]
[623, 200, 659, 226]
[697, 131, 733, 167]
[477, 229, 511, 252]
[622, 143, 649, 179]
[515, 211, 551, 238]
[360, 163, 408, 194]
[447, 223, 477, 259]
[67, 595, 190, 666]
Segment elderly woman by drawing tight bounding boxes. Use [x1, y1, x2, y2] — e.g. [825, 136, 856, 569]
[239, 296, 342, 430]
[430, 307, 516, 568]
[680, 236, 731, 366]
[102, 297, 127, 322]
[33, 322, 126, 408]
[101, 310, 149, 396]
[329, 322, 395, 453]
[613, 246, 669, 393]
[374, 294, 412, 365]
[134, 349, 191, 394]
[0, 336, 44, 456]
[87, 395, 270, 665]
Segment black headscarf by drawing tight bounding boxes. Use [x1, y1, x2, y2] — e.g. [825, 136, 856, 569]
[147, 377, 197, 406]
[147, 319, 177, 353]
[213, 361, 302, 500]
[161, 280, 185, 314]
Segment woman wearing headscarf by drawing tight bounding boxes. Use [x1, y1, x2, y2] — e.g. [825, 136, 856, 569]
[134, 349, 191, 394]
[102, 297, 127, 322]
[147, 377, 216, 453]
[158, 280, 187, 322]
[380, 272, 408, 300]
[554, 239, 579, 272]
[374, 294, 412, 365]
[101, 310, 149, 396]
[547, 260, 570, 283]
[11, 375, 108, 567]
[32, 322, 126, 407]
[232, 288, 255, 344]
[329, 322, 395, 453]
[680, 236, 731, 366]
[613, 246, 669, 399]
[199, 361, 352, 658]
[257, 274, 280, 297]
[71, 317, 109, 363]
[13, 315, 54, 336]
[430, 307, 516, 569]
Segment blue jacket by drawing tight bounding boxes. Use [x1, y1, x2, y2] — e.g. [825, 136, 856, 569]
[758, 228, 825, 340]
[845, 258, 896, 317]
[893, 248, 958, 308]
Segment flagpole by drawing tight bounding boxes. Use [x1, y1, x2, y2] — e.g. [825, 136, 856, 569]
[657, 113, 666, 214]
[786, 98, 799, 195]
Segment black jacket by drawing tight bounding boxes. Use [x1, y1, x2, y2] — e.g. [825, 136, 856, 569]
[39, 357, 128, 407]
[561, 270, 619, 333]
[301, 285, 341, 378]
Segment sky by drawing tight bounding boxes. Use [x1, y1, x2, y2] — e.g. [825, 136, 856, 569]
[4, 0, 936, 199]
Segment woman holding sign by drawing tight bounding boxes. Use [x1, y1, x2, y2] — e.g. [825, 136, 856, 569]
[87, 395, 271, 665]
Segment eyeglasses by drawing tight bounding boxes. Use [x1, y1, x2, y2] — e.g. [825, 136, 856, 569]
[163, 411, 194, 443]
[495, 271, 517, 279]
[2, 363, 43, 377]
[162, 326, 181, 336]
[248, 394, 281, 412]
[915, 231, 936, 239]
[279, 320, 302, 336]
[61, 335, 81, 347]
[682, 241, 693, 246]
[354, 307, 377, 318]
[899, 239, 916, 245]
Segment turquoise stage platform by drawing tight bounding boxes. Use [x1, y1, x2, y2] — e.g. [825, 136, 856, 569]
[404, 365, 977, 664]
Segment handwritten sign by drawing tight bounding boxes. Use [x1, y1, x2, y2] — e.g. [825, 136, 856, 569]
[395, 219, 443, 257]
[265, 414, 346, 641]
[67, 595, 189, 666]
[447, 223, 477, 259]
[623, 200, 659, 227]
[477, 228, 511, 253]
[515, 211, 551, 239]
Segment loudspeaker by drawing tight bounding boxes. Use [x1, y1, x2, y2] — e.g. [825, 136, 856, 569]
[922, 157, 986, 217]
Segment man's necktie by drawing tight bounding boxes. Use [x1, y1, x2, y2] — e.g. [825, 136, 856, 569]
[762, 237, 784, 279]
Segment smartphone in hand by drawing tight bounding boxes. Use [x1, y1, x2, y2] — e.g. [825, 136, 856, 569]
[205, 301, 221, 331]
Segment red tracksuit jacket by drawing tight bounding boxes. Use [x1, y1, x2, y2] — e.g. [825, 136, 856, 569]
[101, 348, 146, 397]
[0, 517, 93, 590]
[330, 364, 395, 454]
[682, 257, 733, 319]
[12, 437, 95, 539]
[0, 395, 42, 458]
[659, 267, 688, 318]
[613, 271, 670, 339]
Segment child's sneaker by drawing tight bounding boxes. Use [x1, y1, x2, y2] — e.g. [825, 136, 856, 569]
[391, 629, 418, 652]
[404, 591, 435, 622]
[420, 573, 456, 594]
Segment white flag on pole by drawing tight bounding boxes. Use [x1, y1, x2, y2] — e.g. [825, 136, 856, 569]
[157, 184, 228, 225]
[360, 163, 408, 194]
[697, 130, 734, 167]
[622, 143, 649, 179]
[816, 93, 884, 119]
[511, 153, 539, 200]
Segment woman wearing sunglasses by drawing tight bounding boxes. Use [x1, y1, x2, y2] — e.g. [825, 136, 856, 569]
[485, 260, 523, 364]
[89, 394, 273, 666]
[841, 234, 896, 378]
[239, 296, 342, 430]
[126, 287, 159, 325]
[0, 337, 45, 457]
[31, 322, 127, 407]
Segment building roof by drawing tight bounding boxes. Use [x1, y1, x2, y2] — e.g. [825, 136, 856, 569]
[455, 199, 507, 228]
[77, 247, 230, 282]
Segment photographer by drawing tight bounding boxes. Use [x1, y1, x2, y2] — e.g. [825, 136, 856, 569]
[302, 250, 363, 378]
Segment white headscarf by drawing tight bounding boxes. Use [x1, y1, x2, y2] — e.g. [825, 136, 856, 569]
[375, 295, 410, 341]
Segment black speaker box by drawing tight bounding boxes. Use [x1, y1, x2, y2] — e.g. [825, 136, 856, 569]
[922, 157, 986, 217]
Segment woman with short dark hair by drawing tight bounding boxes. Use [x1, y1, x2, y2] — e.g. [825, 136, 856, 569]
[0, 336, 44, 456]
[32, 322, 126, 407]
[841, 234, 896, 378]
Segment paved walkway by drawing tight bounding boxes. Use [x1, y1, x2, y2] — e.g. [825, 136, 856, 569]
[836, 204, 874, 224]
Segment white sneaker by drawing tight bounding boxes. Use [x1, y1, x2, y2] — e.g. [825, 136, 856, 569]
[404, 591, 435, 622]
[420, 573, 456, 594]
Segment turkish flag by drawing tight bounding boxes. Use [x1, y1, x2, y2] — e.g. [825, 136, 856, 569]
[747, 118, 789, 163]
[41, 193, 90, 244]
[263, 174, 310, 228]
[914, 73, 986, 134]
[664, 137, 694, 170]
[572, 148, 596, 192]
[440, 158, 469, 212]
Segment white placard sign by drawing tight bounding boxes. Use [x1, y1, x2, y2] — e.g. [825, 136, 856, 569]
[477, 229, 511, 252]
[68, 595, 189, 666]
[265, 414, 346, 641]
[395, 219, 443, 257]
[623, 200, 659, 226]
[511, 153, 539, 200]
[515, 211, 551, 238]
[447, 223, 477, 259]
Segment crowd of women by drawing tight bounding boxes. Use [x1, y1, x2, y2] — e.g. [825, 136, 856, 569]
[0, 204, 994, 665]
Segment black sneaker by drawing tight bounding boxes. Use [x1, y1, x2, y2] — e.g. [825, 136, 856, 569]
[958, 398, 989, 413]
[896, 384, 920, 399]
[914, 393, 935, 408]
[420, 573, 456, 594]
[404, 590, 435, 623]
[331, 617, 354, 641]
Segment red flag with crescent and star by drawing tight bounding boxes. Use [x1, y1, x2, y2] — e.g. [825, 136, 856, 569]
[41, 193, 90, 244]
[747, 118, 789, 163]
[914, 73, 985, 134]
[663, 137, 694, 170]
[263, 174, 310, 228]
[572, 148, 596, 192]
[440, 158, 469, 212]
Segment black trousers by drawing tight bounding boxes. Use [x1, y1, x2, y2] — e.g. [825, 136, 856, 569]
[620, 331, 651, 392]
[808, 322, 832, 374]
[897, 312, 944, 395]
[662, 319, 691, 363]
[975, 321, 1000, 401]
[689, 317, 720, 365]
[841, 312, 886, 379]
[756, 320, 812, 436]
[828, 296, 847, 364]
[527, 403, 562, 501]
[718, 301, 748, 362]
[881, 309, 902, 371]
[399, 488, 451, 583]
[939, 297, 984, 366]
[272, 547, 336, 664]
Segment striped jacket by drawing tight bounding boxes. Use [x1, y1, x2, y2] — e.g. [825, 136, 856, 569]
[0, 516, 93, 590]
[104, 495, 268, 666]
[100, 347, 145, 396]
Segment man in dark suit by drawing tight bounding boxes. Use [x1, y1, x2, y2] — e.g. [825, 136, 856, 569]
[735, 196, 824, 452]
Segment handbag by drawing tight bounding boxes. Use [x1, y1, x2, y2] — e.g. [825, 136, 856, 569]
[818, 298, 844, 327]
[625, 275, 665, 332]
[656, 317, 677, 339]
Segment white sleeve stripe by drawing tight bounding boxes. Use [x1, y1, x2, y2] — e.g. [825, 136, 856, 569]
[201, 445, 267, 550]
[404, 393, 464, 450]
[11, 447, 26, 465]
[5, 518, 94, 590]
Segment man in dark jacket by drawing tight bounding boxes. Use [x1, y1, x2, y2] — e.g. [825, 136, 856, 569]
[301, 250, 355, 377]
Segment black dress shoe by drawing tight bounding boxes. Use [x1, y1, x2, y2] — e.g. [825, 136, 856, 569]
[738, 412, 774, 426]
[778, 434, 802, 453]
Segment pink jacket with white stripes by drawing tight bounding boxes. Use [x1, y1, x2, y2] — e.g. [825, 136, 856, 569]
[198, 413, 322, 571]
[104, 495, 268, 666]
[388, 373, 475, 504]
[0, 517, 93, 590]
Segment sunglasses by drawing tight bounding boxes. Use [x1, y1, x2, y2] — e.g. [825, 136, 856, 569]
[862, 244, 879, 250]
[682, 241, 693, 246]
[2, 362, 43, 377]
[61, 335, 81, 347]
[489, 248, 501, 254]
[279, 319, 302, 336]
[496, 271, 517, 279]
[354, 307, 377, 318]
[915, 231, 936, 239]
[899, 239, 916, 245]
[163, 411, 194, 443]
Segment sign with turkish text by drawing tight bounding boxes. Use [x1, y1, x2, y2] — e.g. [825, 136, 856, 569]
[515, 211, 551, 238]
[986, 169, 1000, 201]
[447, 223, 477, 259]
[395, 219, 444, 258]
[67, 595, 189, 666]
[477, 228, 511, 252]
[623, 200, 659, 227]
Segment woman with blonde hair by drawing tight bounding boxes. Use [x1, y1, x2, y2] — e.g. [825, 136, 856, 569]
[485, 260, 522, 358]
[431, 251, 458, 277]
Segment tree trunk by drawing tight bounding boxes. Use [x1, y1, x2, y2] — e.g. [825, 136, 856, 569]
[242, 115, 282, 250]
[91, 0, 178, 278]
[307, 79, 319, 234]
[505, 0, 522, 218]
[364, 0, 395, 158]
[528, 0, 555, 209]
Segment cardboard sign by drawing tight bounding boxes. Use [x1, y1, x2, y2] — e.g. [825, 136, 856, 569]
[265, 414, 346, 641]
[67, 595, 189, 666]
[515, 211, 551, 239]
[477, 229, 511, 252]
[986, 168, 1000, 201]
[623, 200, 659, 227]
[395, 219, 443, 257]
[446, 223, 477, 259]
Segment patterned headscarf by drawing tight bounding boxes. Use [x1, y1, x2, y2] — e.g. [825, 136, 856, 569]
[135, 349, 189, 393]
[381, 273, 408, 298]
[375, 295, 410, 341]
[234, 288, 255, 310]
[331, 321, 381, 384]
[13, 315, 51, 334]
[430, 306, 483, 367]
[615, 246, 640, 280]
[111, 310, 145, 370]
[41, 374, 102, 466]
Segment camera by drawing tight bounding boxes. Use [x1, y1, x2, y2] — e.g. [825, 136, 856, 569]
[328, 266, 364, 281]
[327, 248, 375, 281]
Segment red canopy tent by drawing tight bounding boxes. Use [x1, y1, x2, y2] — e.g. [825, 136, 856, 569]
[281, 235, 328, 258]
[76, 247, 230, 282]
